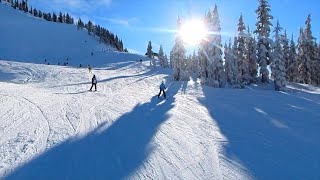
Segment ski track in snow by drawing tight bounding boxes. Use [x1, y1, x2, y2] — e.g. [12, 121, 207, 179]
[0, 59, 249, 179]
[1, 58, 320, 179]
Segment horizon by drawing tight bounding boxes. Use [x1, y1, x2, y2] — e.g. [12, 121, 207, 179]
[13, 0, 320, 55]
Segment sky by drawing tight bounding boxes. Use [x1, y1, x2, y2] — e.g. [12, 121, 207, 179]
[27, 0, 320, 55]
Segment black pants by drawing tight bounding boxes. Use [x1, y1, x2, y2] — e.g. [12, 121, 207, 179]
[158, 90, 166, 98]
[90, 83, 97, 91]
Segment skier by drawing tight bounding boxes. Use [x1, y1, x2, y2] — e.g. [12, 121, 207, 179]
[89, 75, 97, 91]
[88, 65, 92, 73]
[158, 81, 166, 99]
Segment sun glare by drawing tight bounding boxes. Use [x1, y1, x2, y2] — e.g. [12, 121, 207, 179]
[179, 19, 207, 46]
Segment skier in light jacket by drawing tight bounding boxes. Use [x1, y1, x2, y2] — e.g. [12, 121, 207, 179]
[158, 81, 166, 99]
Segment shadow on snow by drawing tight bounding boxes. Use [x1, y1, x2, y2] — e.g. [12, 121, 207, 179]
[199, 86, 320, 179]
[5, 77, 181, 180]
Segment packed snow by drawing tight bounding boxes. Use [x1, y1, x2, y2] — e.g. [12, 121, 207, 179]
[1, 2, 320, 180]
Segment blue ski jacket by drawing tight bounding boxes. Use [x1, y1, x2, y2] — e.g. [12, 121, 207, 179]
[160, 83, 166, 90]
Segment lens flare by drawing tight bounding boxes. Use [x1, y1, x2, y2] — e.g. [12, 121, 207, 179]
[179, 19, 207, 46]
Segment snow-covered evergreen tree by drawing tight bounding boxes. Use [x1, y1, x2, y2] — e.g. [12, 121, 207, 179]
[158, 45, 165, 67]
[223, 37, 241, 87]
[171, 17, 187, 81]
[297, 28, 308, 83]
[303, 15, 318, 85]
[287, 34, 298, 82]
[246, 26, 258, 83]
[281, 30, 290, 80]
[254, 0, 274, 83]
[317, 43, 320, 84]
[169, 50, 174, 69]
[236, 14, 250, 85]
[224, 42, 233, 84]
[204, 5, 226, 87]
[297, 15, 317, 85]
[164, 54, 169, 68]
[146, 41, 156, 69]
[191, 50, 198, 74]
[272, 20, 286, 91]
[198, 11, 211, 80]
[232, 37, 244, 88]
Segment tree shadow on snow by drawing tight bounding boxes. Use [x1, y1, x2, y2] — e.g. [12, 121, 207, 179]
[199, 86, 320, 180]
[5, 77, 180, 180]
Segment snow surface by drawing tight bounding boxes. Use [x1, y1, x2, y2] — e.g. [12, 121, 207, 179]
[1, 58, 320, 180]
[1, 2, 320, 180]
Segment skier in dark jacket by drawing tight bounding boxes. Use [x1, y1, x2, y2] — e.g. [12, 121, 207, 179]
[89, 75, 97, 91]
[158, 81, 166, 99]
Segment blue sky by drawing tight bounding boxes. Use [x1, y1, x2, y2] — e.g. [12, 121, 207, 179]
[28, 0, 320, 55]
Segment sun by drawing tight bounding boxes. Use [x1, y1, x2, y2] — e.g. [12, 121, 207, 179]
[179, 19, 207, 46]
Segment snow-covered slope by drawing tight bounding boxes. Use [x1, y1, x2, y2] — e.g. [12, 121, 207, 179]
[1, 59, 320, 179]
[0, 3, 147, 67]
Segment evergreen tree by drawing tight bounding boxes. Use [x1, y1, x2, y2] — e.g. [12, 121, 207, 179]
[147, 41, 153, 58]
[77, 18, 84, 29]
[246, 26, 258, 83]
[169, 49, 174, 69]
[237, 14, 250, 85]
[47, 12, 52, 21]
[158, 45, 165, 67]
[272, 20, 286, 91]
[29, 6, 32, 14]
[66, 13, 71, 24]
[282, 30, 290, 80]
[297, 15, 316, 84]
[304, 15, 318, 85]
[86, 20, 93, 34]
[164, 54, 169, 68]
[33, 8, 38, 17]
[22, 0, 28, 13]
[146, 41, 156, 69]
[198, 11, 211, 80]
[52, 12, 57, 22]
[191, 50, 198, 74]
[172, 17, 187, 81]
[254, 0, 274, 83]
[224, 42, 233, 84]
[14, 0, 18, 9]
[62, 14, 66, 23]
[38, 10, 42, 18]
[58, 12, 63, 23]
[43, 13, 47, 20]
[287, 34, 298, 82]
[317, 43, 320, 84]
[203, 5, 226, 87]
[232, 37, 243, 88]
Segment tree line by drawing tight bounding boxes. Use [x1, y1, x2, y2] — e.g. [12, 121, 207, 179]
[167, 0, 320, 91]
